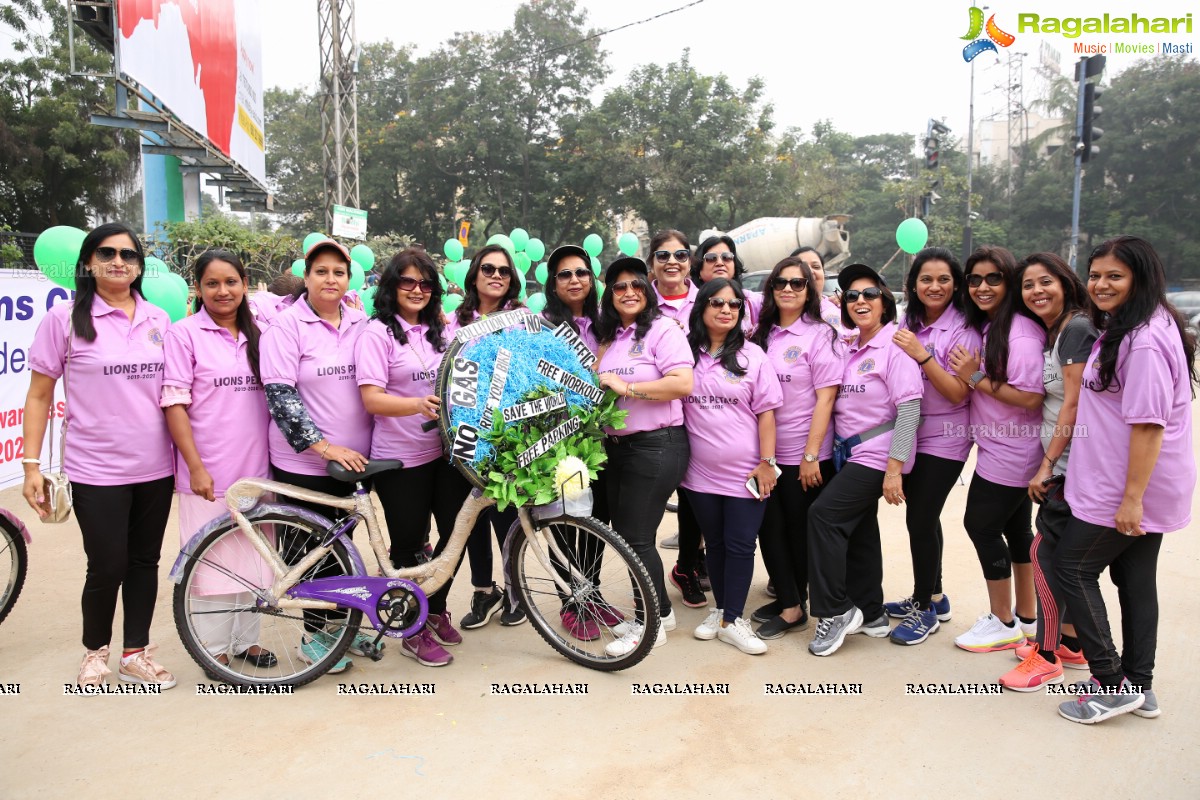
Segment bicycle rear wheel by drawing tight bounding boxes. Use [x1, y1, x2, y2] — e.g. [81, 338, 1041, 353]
[0, 516, 28, 626]
[507, 514, 659, 671]
[173, 508, 361, 687]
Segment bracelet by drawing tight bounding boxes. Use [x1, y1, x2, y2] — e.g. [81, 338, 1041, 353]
[1043, 454, 1058, 468]
[320, 441, 332, 458]
[885, 472, 901, 479]
[21, 458, 41, 465]
[626, 383, 635, 399]
[918, 354, 934, 366]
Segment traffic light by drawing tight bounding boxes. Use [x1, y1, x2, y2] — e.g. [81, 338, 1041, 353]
[1081, 83, 1103, 163]
[924, 136, 940, 169]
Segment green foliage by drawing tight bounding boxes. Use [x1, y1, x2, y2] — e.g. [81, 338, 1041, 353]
[151, 214, 301, 286]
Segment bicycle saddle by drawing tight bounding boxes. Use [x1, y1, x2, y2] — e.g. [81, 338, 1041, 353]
[326, 459, 404, 482]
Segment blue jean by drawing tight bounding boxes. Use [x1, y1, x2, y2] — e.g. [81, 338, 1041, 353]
[684, 490, 766, 622]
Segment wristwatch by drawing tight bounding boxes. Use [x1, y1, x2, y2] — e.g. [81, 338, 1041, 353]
[803, 453, 818, 463]
[968, 370, 986, 390]
[760, 457, 777, 467]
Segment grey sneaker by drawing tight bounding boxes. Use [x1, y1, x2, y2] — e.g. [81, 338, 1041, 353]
[660, 534, 680, 549]
[809, 607, 864, 657]
[1132, 688, 1160, 718]
[1058, 677, 1145, 724]
[852, 613, 890, 638]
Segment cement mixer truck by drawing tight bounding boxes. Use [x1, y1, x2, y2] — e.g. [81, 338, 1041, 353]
[700, 215, 852, 275]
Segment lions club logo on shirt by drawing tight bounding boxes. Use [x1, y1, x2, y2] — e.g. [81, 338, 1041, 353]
[783, 346, 801, 365]
[857, 357, 876, 375]
[722, 369, 743, 384]
[147, 327, 164, 347]
[628, 340, 646, 357]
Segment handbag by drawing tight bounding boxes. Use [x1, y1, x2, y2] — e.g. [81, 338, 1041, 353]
[40, 330, 73, 523]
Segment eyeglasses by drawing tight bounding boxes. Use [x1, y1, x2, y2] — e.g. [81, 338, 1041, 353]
[611, 280, 646, 295]
[707, 297, 744, 310]
[555, 268, 591, 282]
[397, 276, 435, 293]
[479, 264, 512, 278]
[772, 277, 808, 292]
[702, 252, 736, 264]
[653, 249, 691, 264]
[95, 246, 141, 263]
[966, 272, 1005, 288]
[843, 287, 884, 303]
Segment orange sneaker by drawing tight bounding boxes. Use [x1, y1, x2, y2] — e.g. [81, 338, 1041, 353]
[999, 649, 1064, 692]
[1014, 642, 1088, 670]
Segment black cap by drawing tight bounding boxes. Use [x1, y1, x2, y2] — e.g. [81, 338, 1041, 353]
[836, 263, 887, 291]
[546, 244, 589, 275]
[604, 256, 648, 286]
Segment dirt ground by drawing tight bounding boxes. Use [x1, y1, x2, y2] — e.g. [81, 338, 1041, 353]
[1, 424, 1197, 799]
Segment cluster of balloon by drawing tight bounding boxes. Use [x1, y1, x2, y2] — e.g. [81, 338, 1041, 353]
[32, 226, 87, 290]
[140, 256, 190, 322]
[896, 218, 929, 255]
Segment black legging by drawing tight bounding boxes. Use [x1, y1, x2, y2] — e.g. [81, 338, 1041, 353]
[675, 490, 703, 574]
[758, 460, 835, 610]
[466, 505, 518, 588]
[963, 473, 1033, 581]
[901, 454, 964, 605]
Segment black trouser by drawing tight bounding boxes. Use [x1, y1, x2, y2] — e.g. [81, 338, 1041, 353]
[466, 505, 518, 588]
[374, 458, 472, 615]
[73, 476, 175, 651]
[806, 463, 885, 621]
[758, 460, 835, 610]
[901, 454, 963, 605]
[1031, 483, 1073, 652]
[675, 489, 703, 573]
[963, 473, 1033, 581]
[272, 466, 358, 634]
[605, 426, 690, 620]
[1056, 516, 1163, 690]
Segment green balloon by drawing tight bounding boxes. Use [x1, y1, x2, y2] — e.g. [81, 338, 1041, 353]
[33, 226, 87, 289]
[444, 238, 464, 262]
[360, 285, 378, 316]
[525, 238, 545, 262]
[509, 227, 530, 252]
[141, 260, 186, 322]
[165, 271, 190, 307]
[591, 257, 602, 276]
[535, 261, 549, 284]
[442, 294, 463, 313]
[618, 232, 639, 257]
[445, 259, 469, 286]
[439, 274, 448, 291]
[291, 258, 305, 277]
[896, 218, 929, 255]
[350, 262, 365, 291]
[303, 232, 325, 253]
[515, 252, 531, 273]
[517, 268, 527, 300]
[582, 233, 604, 258]
[486, 234, 515, 261]
[350, 244, 375, 271]
[524, 292, 547, 313]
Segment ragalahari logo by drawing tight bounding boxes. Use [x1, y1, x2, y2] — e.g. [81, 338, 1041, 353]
[961, 6, 1016, 61]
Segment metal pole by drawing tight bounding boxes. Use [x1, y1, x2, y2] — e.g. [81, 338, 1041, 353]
[1068, 58, 1088, 274]
[963, 50, 976, 263]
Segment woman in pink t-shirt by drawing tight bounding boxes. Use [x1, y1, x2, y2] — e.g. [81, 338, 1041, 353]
[162, 249, 275, 670]
[357, 248, 471, 668]
[22, 222, 176, 689]
[1055, 236, 1196, 724]
[792, 246, 847, 333]
[948, 246, 1046, 654]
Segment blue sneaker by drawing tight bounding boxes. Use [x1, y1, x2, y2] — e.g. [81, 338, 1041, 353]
[884, 594, 952, 622]
[889, 606, 940, 646]
[349, 628, 385, 658]
[299, 632, 351, 674]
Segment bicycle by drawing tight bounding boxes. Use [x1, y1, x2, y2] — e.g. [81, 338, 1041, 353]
[0, 508, 31, 627]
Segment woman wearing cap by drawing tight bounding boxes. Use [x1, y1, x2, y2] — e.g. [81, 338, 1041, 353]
[681, 278, 782, 655]
[749, 256, 843, 640]
[881, 247, 980, 646]
[806, 264, 923, 657]
[947, 246, 1044, 653]
[450, 245, 527, 629]
[259, 238, 376, 674]
[23, 222, 176, 688]
[1054, 236, 1195, 724]
[357, 248, 471, 668]
[996, 252, 1096, 691]
[595, 256, 694, 656]
[162, 249, 275, 671]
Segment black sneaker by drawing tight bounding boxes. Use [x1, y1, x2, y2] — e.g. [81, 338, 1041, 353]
[461, 584, 503, 629]
[670, 564, 707, 608]
[499, 591, 527, 626]
[757, 611, 809, 640]
[752, 600, 783, 624]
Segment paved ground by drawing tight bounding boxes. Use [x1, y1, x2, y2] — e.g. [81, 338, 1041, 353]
[1, 419, 1198, 798]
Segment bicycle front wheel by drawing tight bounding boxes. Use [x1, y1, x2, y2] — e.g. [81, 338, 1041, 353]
[173, 508, 362, 687]
[508, 514, 660, 671]
[0, 516, 28, 626]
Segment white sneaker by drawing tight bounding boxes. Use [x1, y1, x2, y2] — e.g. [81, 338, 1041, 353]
[615, 608, 676, 637]
[1016, 615, 1037, 643]
[694, 608, 723, 640]
[954, 613, 1025, 653]
[716, 617, 768, 655]
[604, 619, 667, 657]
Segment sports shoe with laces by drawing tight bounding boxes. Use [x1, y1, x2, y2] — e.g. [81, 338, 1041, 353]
[425, 611, 462, 646]
[1014, 641, 1088, 669]
[615, 608, 675, 636]
[852, 613, 890, 638]
[670, 563, 707, 608]
[118, 644, 177, 689]
[694, 607, 723, 640]
[585, 599, 624, 627]
[400, 628, 453, 667]
[300, 631, 351, 674]
[1016, 614, 1037, 643]
[999, 649, 1064, 691]
[954, 613, 1025, 652]
[349, 628, 386, 657]
[78, 646, 111, 687]
[889, 606, 940, 646]
[604, 619, 666, 656]
[1058, 677, 1144, 724]
[499, 591, 527, 626]
[461, 584, 503, 629]
[808, 607, 863, 657]
[660, 533, 680, 549]
[1132, 688, 1160, 718]
[884, 594, 952, 622]
[561, 607, 600, 641]
[717, 617, 768, 655]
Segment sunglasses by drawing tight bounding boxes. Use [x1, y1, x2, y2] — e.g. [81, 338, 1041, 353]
[702, 252, 736, 264]
[772, 277, 808, 292]
[843, 287, 884, 303]
[95, 246, 142, 263]
[966, 272, 1005, 288]
[479, 264, 512, 279]
[611, 279, 647, 295]
[653, 249, 691, 264]
[707, 297, 744, 310]
[397, 276, 435, 293]
[555, 268, 591, 282]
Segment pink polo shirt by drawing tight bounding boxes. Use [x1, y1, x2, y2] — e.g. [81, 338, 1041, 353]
[259, 298, 373, 475]
[903, 306, 982, 462]
[681, 344, 782, 498]
[250, 292, 295, 329]
[653, 281, 697, 334]
[355, 317, 446, 468]
[970, 313, 1046, 487]
[765, 317, 845, 463]
[162, 307, 270, 495]
[834, 322, 924, 473]
[540, 313, 599, 355]
[28, 296, 173, 485]
[596, 316, 693, 435]
[743, 290, 762, 331]
[1066, 307, 1195, 532]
